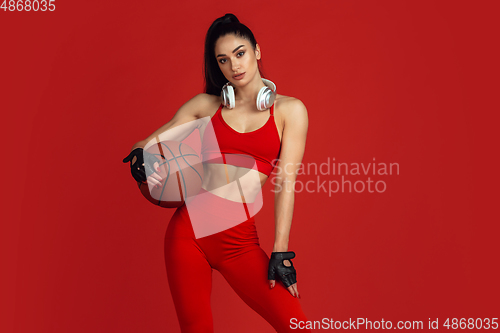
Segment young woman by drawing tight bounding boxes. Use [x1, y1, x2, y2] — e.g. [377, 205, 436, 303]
[123, 13, 311, 332]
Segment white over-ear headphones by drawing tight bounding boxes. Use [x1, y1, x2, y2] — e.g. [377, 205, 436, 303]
[221, 78, 277, 111]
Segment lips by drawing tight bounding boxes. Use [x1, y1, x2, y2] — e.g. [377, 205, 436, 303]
[233, 72, 245, 80]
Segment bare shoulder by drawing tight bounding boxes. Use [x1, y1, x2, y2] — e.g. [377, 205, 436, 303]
[189, 93, 221, 118]
[274, 94, 308, 124]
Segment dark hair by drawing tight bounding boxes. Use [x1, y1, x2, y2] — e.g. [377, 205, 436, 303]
[203, 13, 267, 96]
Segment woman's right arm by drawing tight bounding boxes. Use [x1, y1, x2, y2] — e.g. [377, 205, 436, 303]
[129, 93, 213, 152]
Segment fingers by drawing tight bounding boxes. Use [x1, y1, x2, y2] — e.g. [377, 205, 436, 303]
[122, 154, 132, 163]
[122, 152, 136, 164]
[131, 168, 146, 183]
[147, 172, 163, 187]
[288, 283, 300, 299]
[124, 150, 140, 163]
[145, 164, 165, 187]
[144, 162, 155, 176]
[282, 272, 296, 289]
[268, 261, 276, 281]
[293, 283, 300, 299]
[268, 280, 301, 299]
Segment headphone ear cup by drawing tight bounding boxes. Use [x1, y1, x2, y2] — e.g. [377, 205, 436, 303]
[221, 82, 236, 109]
[227, 84, 235, 109]
[256, 86, 268, 111]
[256, 86, 277, 111]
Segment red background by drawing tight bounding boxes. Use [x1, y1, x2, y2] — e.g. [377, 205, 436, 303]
[2, 1, 499, 332]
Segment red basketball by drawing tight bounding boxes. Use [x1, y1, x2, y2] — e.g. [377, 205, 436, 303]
[137, 140, 204, 208]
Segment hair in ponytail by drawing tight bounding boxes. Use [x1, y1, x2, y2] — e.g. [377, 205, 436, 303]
[203, 13, 266, 96]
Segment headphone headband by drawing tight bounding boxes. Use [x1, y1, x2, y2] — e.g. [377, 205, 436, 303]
[221, 78, 277, 111]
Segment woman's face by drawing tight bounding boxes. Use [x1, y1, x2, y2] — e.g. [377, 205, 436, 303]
[214, 34, 261, 86]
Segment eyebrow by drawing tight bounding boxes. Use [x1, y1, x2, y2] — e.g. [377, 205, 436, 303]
[216, 45, 245, 58]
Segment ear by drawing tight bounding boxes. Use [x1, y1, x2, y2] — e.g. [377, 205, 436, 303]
[255, 44, 261, 60]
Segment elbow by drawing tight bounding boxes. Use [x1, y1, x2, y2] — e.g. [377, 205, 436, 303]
[131, 140, 147, 151]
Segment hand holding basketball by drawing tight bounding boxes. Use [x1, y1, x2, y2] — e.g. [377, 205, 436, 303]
[146, 161, 163, 188]
[125, 141, 204, 208]
[122, 147, 163, 184]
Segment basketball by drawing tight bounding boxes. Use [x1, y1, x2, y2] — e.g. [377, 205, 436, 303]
[137, 140, 204, 208]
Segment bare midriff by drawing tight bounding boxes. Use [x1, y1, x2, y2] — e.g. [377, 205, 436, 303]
[201, 162, 269, 203]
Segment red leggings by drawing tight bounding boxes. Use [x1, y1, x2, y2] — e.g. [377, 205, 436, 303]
[164, 188, 312, 332]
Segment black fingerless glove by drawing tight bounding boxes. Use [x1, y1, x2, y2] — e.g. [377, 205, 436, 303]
[268, 251, 297, 288]
[122, 148, 161, 183]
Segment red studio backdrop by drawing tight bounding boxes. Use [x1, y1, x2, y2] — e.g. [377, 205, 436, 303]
[2, 1, 499, 332]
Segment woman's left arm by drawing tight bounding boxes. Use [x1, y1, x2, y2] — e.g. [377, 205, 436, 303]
[268, 98, 308, 297]
[273, 98, 308, 253]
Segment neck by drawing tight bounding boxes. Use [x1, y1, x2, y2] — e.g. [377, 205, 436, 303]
[234, 75, 267, 107]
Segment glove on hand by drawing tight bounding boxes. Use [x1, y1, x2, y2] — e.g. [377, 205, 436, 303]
[122, 148, 161, 183]
[268, 251, 297, 288]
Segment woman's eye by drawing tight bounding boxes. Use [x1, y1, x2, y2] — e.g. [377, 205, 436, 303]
[219, 52, 243, 64]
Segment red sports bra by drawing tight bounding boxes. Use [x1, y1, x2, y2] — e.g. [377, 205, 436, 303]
[201, 103, 282, 177]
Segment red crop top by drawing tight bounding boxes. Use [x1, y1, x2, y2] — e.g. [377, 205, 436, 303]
[201, 103, 282, 177]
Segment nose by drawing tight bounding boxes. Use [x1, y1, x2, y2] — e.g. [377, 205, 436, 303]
[231, 58, 240, 72]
